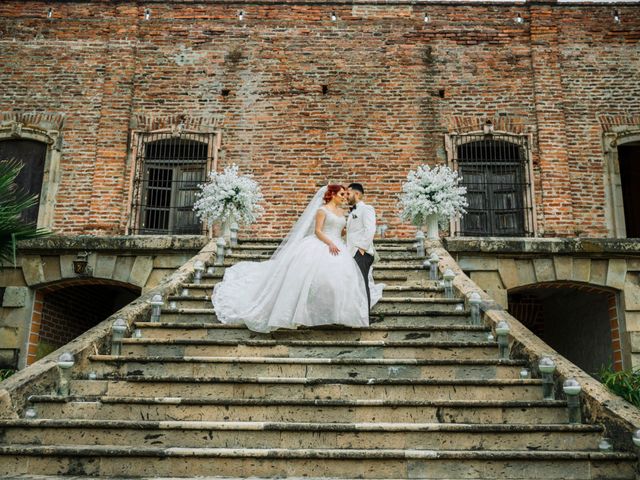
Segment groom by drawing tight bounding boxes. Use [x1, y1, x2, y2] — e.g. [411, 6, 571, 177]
[346, 183, 376, 316]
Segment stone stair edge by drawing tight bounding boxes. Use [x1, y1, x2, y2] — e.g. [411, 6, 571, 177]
[130, 322, 485, 331]
[88, 355, 522, 365]
[26, 395, 568, 408]
[0, 418, 604, 433]
[0, 445, 635, 461]
[72, 375, 542, 386]
[119, 339, 492, 347]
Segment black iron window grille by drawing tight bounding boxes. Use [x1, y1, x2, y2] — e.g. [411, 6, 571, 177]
[129, 131, 216, 235]
[450, 133, 535, 237]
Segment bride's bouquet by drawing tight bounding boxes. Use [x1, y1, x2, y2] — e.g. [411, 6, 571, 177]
[193, 164, 264, 226]
[399, 164, 468, 234]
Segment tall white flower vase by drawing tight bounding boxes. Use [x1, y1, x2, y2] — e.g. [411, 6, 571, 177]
[425, 214, 440, 240]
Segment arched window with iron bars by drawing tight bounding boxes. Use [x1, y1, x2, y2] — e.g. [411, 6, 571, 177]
[450, 134, 535, 237]
[128, 131, 218, 235]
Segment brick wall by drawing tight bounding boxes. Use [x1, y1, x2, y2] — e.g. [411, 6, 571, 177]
[1, 1, 639, 238]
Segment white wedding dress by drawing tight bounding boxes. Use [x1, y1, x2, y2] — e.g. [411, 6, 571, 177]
[212, 189, 383, 333]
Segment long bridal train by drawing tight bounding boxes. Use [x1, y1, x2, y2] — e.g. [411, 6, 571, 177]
[212, 188, 383, 333]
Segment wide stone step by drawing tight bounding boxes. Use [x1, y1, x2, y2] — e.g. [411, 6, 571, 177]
[160, 300, 467, 317]
[174, 284, 445, 300]
[236, 240, 416, 249]
[225, 250, 424, 261]
[156, 312, 472, 327]
[167, 296, 465, 312]
[88, 355, 524, 380]
[204, 267, 428, 283]
[27, 396, 572, 424]
[67, 377, 544, 401]
[197, 272, 414, 286]
[1, 445, 635, 479]
[119, 338, 497, 360]
[130, 323, 488, 343]
[0, 419, 604, 451]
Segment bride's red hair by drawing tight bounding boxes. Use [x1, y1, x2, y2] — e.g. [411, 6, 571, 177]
[323, 184, 345, 203]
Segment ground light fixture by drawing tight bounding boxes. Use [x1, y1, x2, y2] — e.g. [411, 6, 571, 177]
[428, 252, 440, 280]
[538, 356, 556, 400]
[149, 294, 164, 322]
[495, 321, 510, 359]
[563, 377, 582, 423]
[111, 318, 127, 356]
[193, 260, 205, 285]
[443, 268, 456, 299]
[56, 352, 74, 396]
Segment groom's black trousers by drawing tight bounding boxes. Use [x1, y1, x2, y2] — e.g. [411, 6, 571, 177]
[354, 251, 375, 316]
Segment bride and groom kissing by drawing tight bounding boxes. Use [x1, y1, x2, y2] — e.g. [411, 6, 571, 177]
[212, 183, 384, 333]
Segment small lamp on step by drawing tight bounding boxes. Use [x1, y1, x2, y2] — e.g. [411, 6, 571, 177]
[563, 377, 582, 424]
[632, 430, 640, 447]
[538, 356, 556, 400]
[495, 320, 510, 359]
[428, 252, 440, 281]
[111, 318, 127, 356]
[56, 352, 75, 396]
[215, 237, 226, 266]
[149, 294, 164, 323]
[193, 260, 205, 285]
[415, 231, 425, 257]
[468, 291, 482, 326]
[24, 406, 37, 419]
[230, 222, 239, 247]
[443, 268, 456, 299]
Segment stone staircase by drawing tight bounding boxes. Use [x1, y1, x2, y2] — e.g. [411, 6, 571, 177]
[0, 239, 637, 479]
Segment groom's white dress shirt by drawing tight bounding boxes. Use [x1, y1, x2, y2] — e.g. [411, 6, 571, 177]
[346, 201, 376, 258]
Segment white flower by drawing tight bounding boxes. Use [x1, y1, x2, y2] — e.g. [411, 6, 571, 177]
[193, 164, 265, 226]
[398, 164, 468, 226]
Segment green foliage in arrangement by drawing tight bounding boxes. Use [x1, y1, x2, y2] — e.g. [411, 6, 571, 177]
[0, 159, 49, 265]
[0, 368, 16, 382]
[598, 365, 640, 409]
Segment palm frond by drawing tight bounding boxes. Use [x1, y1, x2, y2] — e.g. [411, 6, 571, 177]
[0, 159, 50, 264]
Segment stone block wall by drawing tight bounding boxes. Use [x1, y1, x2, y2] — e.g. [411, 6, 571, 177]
[0, 236, 207, 368]
[445, 238, 640, 369]
[0, 1, 639, 238]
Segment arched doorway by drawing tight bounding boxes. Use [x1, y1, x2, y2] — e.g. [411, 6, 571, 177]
[618, 141, 640, 238]
[0, 139, 47, 224]
[508, 282, 622, 375]
[27, 280, 140, 365]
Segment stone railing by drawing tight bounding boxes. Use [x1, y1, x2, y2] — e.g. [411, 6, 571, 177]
[0, 239, 216, 419]
[428, 240, 640, 455]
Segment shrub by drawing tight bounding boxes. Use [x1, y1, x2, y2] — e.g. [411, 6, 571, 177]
[598, 365, 640, 408]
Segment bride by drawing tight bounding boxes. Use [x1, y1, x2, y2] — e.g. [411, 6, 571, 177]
[211, 184, 383, 333]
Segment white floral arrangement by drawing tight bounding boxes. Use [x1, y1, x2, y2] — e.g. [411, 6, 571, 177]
[193, 164, 264, 226]
[399, 164, 468, 226]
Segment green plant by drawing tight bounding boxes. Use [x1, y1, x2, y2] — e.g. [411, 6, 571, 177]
[0, 159, 49, 264]
[0, 368, 16, 381]
[598, 365, 640, 408]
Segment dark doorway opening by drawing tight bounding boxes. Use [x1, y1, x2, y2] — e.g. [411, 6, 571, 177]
[619, 142, 640, 238]
[29, 283, 140, 364]
[0, 139, 47, 224]
[508, 283, 620, 376]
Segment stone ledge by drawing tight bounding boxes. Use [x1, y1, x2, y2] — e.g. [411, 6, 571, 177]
[444, 237, 640, 256]
[16, 236, 208, 254]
